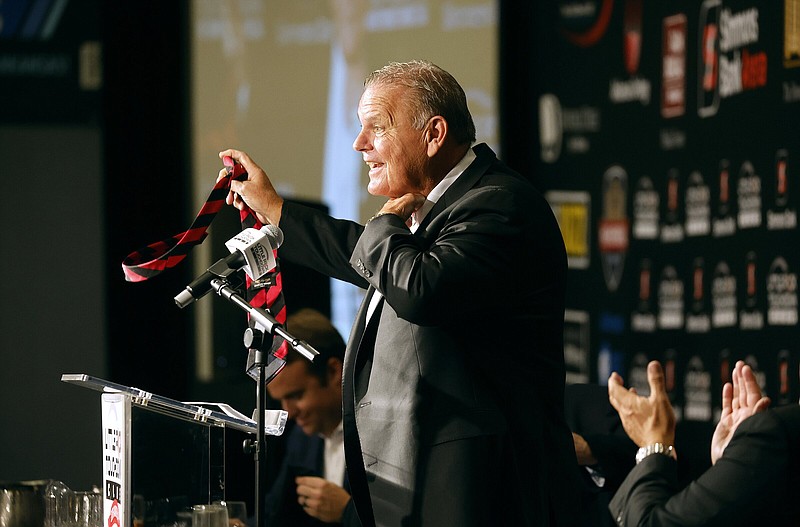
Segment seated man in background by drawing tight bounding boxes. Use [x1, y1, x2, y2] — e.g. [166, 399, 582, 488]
[565, 383, 637, 527]
[607, 359, 800, 526]
[265, 308, 359, 526]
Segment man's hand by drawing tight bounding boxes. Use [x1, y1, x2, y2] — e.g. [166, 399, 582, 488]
[572, 432, 597, 466]
[295, 476, 351, 523]
[217, 149, 284, 226]
[374, 193, 427, 224]
[608, 361, 676, 448]
[710, 360, 771, 465]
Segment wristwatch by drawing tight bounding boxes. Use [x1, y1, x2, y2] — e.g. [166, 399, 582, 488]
[635, 443, 676, 464]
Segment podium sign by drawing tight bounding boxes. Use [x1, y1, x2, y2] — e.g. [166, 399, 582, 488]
[102, 393, 126, 527]
[62, 374, 286, 527]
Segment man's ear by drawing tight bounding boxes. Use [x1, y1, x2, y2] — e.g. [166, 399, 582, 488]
[425, 116, 447, 156]
[327, 357, 344, 385]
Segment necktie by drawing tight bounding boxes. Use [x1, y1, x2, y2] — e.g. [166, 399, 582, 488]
[121, 159, 288, 360]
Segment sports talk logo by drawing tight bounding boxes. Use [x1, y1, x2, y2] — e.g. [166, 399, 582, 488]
[698, 1, 767, 118]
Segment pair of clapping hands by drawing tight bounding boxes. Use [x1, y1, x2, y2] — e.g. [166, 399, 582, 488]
[608, 359, 771, 465]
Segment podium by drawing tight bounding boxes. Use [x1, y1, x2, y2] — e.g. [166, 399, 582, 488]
[61, 374, 287, 527]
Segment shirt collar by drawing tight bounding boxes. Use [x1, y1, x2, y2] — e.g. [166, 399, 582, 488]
[321, 419, 344, 440]
[410, 147, 476, 232]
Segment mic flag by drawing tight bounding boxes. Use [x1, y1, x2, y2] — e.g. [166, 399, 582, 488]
[121, 156, 288, 360]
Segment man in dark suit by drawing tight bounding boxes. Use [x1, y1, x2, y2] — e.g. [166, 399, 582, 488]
[264, 308, 359, 526]
[219, 60, 580, 526]
[607, 359, 800, 526]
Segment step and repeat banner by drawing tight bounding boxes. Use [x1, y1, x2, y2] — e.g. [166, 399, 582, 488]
[533, 0, 800, 426]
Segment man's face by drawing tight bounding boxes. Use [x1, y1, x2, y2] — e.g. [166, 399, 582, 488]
[267, 359, 342, 437]
[353, 84, 430, 197]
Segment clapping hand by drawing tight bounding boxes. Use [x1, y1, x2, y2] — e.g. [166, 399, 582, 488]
[608, 360, 676, 448]
[710, 360, 771, 465]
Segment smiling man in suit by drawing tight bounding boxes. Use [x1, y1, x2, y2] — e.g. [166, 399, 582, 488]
[264, 308, 359, 527]
[219, 60, 579, 527]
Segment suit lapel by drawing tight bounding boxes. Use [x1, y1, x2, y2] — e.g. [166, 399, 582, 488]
[416, 143, 496, 233]
[343, 286, 375, 387]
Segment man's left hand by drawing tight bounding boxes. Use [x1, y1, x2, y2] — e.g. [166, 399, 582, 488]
[295, 476, 351, 523]
[572, 432, 597, 466]
[710, 360, 771, 465]
[376, 193, 426, 223]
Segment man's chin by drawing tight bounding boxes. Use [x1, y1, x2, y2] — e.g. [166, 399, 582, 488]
[299, 424, 316, 436]
[366, 183, 385, 197]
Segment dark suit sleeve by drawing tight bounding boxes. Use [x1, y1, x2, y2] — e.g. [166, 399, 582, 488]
[609, 410, 792, 526]
[278, 200, 369, 288]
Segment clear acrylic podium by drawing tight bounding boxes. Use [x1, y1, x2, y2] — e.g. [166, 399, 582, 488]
[61, 374, 287, 527]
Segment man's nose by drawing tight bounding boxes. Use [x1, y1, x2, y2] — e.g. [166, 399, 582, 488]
[353, 130, 370, 152]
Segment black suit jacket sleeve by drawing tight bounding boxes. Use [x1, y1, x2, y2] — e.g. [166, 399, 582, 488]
[278, 200, 368, 289]
[609, 406, 800, 526]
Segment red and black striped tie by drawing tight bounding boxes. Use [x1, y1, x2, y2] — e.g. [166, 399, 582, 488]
[121, 160, 288, 359]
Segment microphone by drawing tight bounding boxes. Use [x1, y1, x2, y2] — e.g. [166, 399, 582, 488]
[175, 225, 283, 308]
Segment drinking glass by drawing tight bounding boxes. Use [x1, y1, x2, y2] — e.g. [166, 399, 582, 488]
[72, 491, 102, 527]
[44, 480, 73, 527]
[191, 504, 228, 527]
[215, 501, 247, 527]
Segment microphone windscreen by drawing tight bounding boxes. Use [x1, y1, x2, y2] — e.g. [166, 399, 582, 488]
[261, 224, 284, 248]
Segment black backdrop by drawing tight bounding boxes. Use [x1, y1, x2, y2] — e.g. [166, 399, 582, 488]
[502, 0, 800, 480]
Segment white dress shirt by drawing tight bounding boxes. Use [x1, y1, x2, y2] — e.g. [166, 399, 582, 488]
[323, 420, 346, 486]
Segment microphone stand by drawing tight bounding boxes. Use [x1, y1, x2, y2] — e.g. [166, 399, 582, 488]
[208, 278, 319, 527]
[210, 279, 319, 361]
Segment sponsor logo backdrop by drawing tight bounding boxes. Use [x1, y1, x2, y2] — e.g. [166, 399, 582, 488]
[530, 0, 800, 473]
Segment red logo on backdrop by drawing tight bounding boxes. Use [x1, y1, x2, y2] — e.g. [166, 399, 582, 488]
[559, 0, 614, 47]
[599, 165, 629, 291]
[662, 14, 687, 118]
[702, 23, 718, 92]
[623, 0, 642, 75]
[108, 500, 120, 527]
[776, 149, 788, 206]
[697, 0, 721, 117]
[719, 161, 729, 207]
[598, 219, 630, 251]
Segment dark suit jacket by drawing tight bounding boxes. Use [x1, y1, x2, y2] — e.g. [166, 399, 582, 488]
[264, 425, 358, 527]
[609, 404, 800, 526]
[564, 384, 637, 527]
[278, 143, 581, 526]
